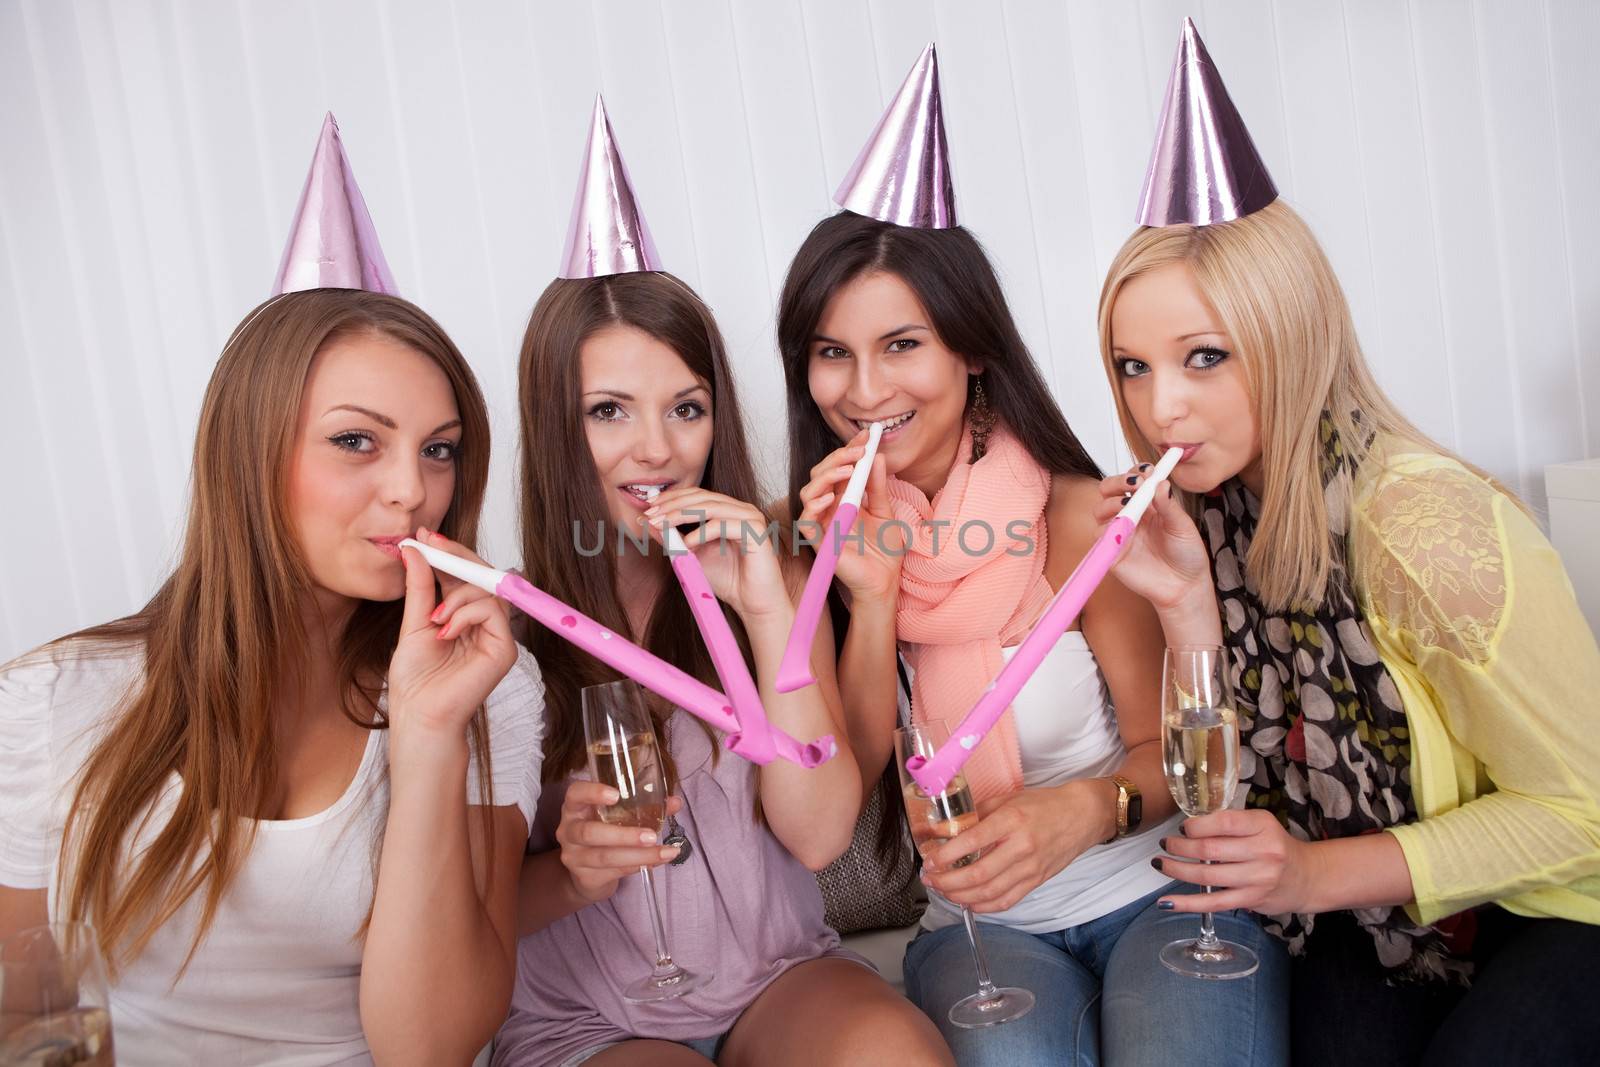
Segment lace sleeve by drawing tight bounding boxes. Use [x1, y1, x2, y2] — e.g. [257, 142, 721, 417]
[1352, 461, 1507, 665]
[1351, 456, 1600, 924]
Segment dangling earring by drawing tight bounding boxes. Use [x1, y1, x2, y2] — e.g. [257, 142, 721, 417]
[968, 374, 996, 462]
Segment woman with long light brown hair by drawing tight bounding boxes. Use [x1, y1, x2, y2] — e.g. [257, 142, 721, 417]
[494, 100, 948, 1067]
[0, 286, 544, 1064]
[1097, 22, 1600, 1065]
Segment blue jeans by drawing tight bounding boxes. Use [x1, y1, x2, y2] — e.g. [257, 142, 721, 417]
[902, 883, 1288, 1067]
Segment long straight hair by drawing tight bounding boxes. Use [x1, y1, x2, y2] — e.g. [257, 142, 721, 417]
[1096, 199, 1504, 611]
[775, 211, 1101, 854]
[46, 289, 494, 975]
[776, 211, 1103, 517]
[516, 271, 765, 786]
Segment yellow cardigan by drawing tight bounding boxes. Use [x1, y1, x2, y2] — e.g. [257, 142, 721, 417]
[1348, 439, 1600, 927]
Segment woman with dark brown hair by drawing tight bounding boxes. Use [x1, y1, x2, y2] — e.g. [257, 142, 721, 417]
[775, 44, 1289, 1064]
[0, 286, 545, 1064]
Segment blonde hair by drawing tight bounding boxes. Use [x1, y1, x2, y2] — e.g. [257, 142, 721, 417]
[1096, 199, 1483, 611]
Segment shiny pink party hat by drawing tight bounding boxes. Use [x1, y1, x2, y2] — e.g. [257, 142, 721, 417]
[272, 113, 397, 295]
[833, 42, 956, 229]
[1136, 18, 1277, 227]
[557, 95, 663, 279]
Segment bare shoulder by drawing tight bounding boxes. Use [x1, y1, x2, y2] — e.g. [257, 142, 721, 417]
[1045, 472, 1106, 556]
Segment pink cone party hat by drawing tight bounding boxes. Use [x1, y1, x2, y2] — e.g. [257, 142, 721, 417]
[1136, 18, 1277, 227]
[833, 42, 956, 229]
[557, 95, 663, 279]
[272, 113, 397, 295]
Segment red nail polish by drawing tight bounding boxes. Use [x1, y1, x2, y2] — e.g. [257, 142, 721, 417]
[430, 605, 445, 623]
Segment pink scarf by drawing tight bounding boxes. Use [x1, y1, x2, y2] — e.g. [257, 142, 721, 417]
[886, 423, 1052, 802]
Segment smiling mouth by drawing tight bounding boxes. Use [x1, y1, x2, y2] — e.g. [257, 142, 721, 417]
[850, 411, 914, 434]
[620, 481, 675, 502]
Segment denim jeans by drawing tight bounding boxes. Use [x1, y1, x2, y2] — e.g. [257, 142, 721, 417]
[902, 882, 1288, 1067]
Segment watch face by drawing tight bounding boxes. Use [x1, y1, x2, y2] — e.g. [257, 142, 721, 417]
[1126, 791, 1143, 830]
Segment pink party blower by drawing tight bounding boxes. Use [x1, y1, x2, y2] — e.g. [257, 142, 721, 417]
[399, 539, 835, 769]
[775, 421, 884, 693]
[654, 503, 778, 764]
[906, 448, 1184, 794]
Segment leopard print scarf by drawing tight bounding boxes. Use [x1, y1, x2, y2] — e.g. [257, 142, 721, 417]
[1199, 413, 1468, 983]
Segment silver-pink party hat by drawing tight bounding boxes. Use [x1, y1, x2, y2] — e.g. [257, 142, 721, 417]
[1136, 18, 1277, 227]
[833, 43, 956, 229]
[557, 95, 663, 279]
[272, 113, 397, 295]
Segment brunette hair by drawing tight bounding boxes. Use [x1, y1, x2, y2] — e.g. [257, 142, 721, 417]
[516, 272, 764, 785]
[43, 288, 494, 974]
[776, 211, 1102, 515]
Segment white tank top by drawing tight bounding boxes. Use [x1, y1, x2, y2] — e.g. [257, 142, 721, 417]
[917, 631, 1179, 934]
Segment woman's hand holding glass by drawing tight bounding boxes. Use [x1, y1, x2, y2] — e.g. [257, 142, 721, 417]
[897, 723, 1034, 1029]
[919, 783, 1111, 914]
[1158, 808, 1319, 916]
[555, 781, 686, 906]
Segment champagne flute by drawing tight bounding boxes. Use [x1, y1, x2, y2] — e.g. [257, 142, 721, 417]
[1158, 645, 1259, 980]
[0, 922, 115, 1066]
[895, 722, 1035, 1029]
[582, 680, 710, 1002]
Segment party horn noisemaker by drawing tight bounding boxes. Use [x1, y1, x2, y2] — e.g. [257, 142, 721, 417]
[400, 539, 834, 768]
[646, 488, 778, 764]
[906, 448, 1183, 793]
[775, 421, 884, 692]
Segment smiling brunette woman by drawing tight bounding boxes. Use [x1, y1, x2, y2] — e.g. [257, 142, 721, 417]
[0, 288, 544, 1065]
[776, 210, 1289, 1066]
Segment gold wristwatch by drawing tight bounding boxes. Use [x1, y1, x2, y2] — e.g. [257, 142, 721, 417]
[1103, 775, 1142, 844]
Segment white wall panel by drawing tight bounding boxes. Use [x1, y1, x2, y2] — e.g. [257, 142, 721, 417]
[3, 0, 1595, 660]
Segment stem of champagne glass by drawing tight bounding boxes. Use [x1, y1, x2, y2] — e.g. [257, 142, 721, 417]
[1196, 883, 1221, 950]
[638, 865, 676, 971]
[961, 906, 999, 998]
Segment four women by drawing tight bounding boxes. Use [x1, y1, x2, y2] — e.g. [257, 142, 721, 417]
[3, 23, 1597, 1067]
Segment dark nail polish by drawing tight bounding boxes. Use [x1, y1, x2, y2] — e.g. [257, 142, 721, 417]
[1178, 822, 1189, 837]
[1121, 493, 1132, 506]
[1150, 857, 1163, 871]
[1138, 463, 1151, 472]
[1160, 837, 1171, 852]
[1126, 475, 1139, 485]
[1157, 900, 1175, 911]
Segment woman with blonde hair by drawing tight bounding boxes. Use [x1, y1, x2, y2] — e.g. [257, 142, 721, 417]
[1097, 21, 1600, 1066]
[0, 127, 543, 1065]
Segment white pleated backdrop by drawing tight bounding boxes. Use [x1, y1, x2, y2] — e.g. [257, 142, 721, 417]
[2, 0, 1596, 661]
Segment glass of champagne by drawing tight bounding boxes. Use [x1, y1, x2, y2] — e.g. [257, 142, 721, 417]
[1158, 645, 1259, 980]
[582, 679, 710, 1002]
[895, 721, 1035, 1029]
[0, 922, 115, 1067]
